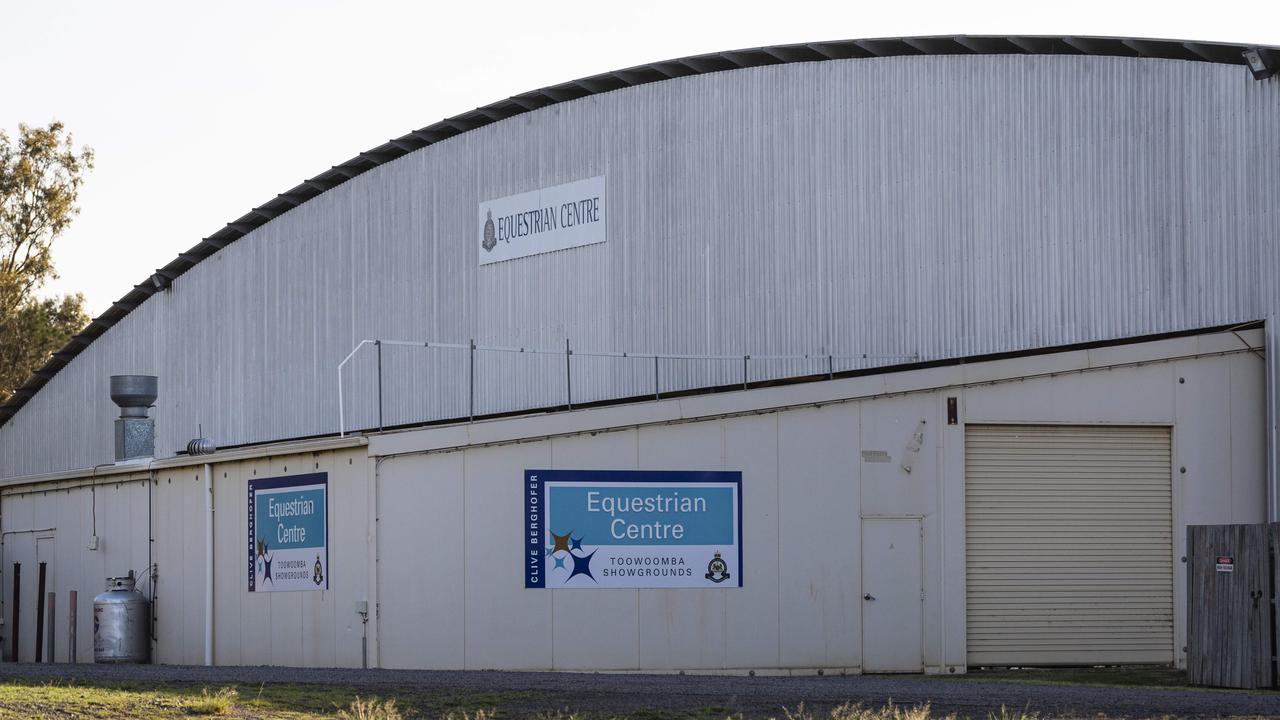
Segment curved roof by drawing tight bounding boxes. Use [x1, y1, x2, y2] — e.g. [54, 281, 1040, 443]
[0, 34, 1272, 427]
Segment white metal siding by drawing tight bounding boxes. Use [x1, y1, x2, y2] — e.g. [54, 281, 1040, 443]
[1, 54, 1278, 480]
[1, 336, 1263, 671]
[965, 424, 1174, 666]
[149, 447, 370, 667]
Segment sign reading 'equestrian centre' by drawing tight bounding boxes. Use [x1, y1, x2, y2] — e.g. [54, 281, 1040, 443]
[478, 176, 606, 265]
[248, 472, 329, 592]
[525, 469, 742, 589]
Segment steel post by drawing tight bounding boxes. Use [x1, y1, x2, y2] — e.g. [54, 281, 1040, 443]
[68, 591, 77, 663]
[33, 563, 45, 663]
[9, 564, 19, 662]
[45, 593, 54, 663]
[376, 340, 384, 432]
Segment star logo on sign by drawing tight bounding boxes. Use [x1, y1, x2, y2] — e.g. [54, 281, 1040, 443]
[570, 536, 584, 551]
[567, 549, 597, 583]
[548, 530, 573, 555]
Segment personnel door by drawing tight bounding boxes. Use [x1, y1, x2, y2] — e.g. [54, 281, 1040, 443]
[861, 517, 923, 672]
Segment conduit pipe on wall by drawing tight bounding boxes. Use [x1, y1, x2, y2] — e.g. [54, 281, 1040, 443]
[203, 463, 213, 666]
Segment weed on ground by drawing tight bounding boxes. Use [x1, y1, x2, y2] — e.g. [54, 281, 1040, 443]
[187, 686, 240, 715]
[338, 695, 404, 720]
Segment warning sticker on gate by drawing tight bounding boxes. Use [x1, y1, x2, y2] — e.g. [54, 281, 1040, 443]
[248, 473, 328, 592]
[525, 469, 742, 589]
[1216, 556, 1234, 573]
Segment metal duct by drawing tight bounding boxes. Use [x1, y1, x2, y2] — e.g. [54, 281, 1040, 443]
[110, 375, 156, 462]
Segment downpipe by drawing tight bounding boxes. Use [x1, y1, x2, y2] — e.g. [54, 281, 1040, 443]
[204, 462, 214, 666]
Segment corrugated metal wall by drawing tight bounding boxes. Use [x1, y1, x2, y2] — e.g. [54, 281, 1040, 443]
[2, 54, 1278, 479]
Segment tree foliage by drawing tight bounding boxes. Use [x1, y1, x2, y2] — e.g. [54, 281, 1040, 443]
[0, 122, 93, 401]
[0, 293, 88, 398]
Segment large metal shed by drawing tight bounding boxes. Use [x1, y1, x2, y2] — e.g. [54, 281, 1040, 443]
[0, 36, 1276, 673]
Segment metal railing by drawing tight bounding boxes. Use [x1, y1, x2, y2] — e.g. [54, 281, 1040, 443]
[337, 338, 918, 437]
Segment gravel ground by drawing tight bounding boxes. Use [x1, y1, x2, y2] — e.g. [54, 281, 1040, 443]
[1, 663, 1278, 719]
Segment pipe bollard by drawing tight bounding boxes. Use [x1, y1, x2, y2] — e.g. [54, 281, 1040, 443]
[68, 591, 78, 663]
[34, 563, 46, 662]
[45, 592, 55, 663]
[9, 564, 19, 662]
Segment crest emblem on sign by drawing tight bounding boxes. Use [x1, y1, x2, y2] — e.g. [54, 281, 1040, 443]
[705, 551, 730, 583]
[313, 555, 324, 586]
[482, 210, 497, 252]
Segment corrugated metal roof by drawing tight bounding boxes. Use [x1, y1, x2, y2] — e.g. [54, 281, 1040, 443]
[0, 34, 1273, 428]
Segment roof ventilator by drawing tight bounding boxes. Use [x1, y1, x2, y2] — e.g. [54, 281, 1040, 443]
[110, 375, 157, 463]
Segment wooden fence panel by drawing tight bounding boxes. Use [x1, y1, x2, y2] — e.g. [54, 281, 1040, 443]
[1186, 523, 1276, 688]
[1272, 523, 1279, 687]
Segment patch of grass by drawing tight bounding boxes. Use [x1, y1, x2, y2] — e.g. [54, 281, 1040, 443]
[533, 712, 738, 720]
[0, 678, 550, 720]
[187, 686, 238, 715]
[337, 695, 403, 720]
[597, 709, 733, 720]
[16, 673, 1266, 720]
[784, 701, 956, 720]
[238, 681, 373, 713]
[779, 704, 1041, 720]
[985, 707, 1039, 720]
[0, 679, 191, 718]
[439, 709, 495, 720]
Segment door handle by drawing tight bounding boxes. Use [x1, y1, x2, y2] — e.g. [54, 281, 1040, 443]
[863, 593, 875, 601]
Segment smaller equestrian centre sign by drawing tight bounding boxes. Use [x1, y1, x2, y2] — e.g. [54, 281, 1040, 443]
[248, 473, 329, 592]
[479, 176, 606, 265]
[525, 469, 742, 589]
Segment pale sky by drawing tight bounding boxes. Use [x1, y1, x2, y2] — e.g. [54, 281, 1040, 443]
[4, 0, 1278, 316]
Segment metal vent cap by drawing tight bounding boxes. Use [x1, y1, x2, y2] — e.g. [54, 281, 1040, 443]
[109, 375, 157, 418]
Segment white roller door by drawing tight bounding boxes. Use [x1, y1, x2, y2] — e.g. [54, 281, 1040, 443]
[965, 424, 1173, 666]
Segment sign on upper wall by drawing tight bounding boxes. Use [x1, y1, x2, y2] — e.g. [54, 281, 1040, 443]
[248, 472, 328, 592]
[525, 469, 742, 589]
[479, 176, 606, 265]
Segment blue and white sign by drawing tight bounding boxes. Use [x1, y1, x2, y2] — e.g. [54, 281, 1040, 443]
[248, 473, 328, 592]
[479, 176, 606, 265]
[525, 470, 742, 589]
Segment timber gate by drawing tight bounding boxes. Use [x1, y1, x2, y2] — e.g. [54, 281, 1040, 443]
[1186, 523, 1279, 688]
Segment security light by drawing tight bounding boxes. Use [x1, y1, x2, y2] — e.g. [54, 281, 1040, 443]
[1242, 47, 1276, 80]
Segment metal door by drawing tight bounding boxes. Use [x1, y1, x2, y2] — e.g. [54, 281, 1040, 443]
[965, 424, 1173, 666]
[861, 517, 923, 672]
